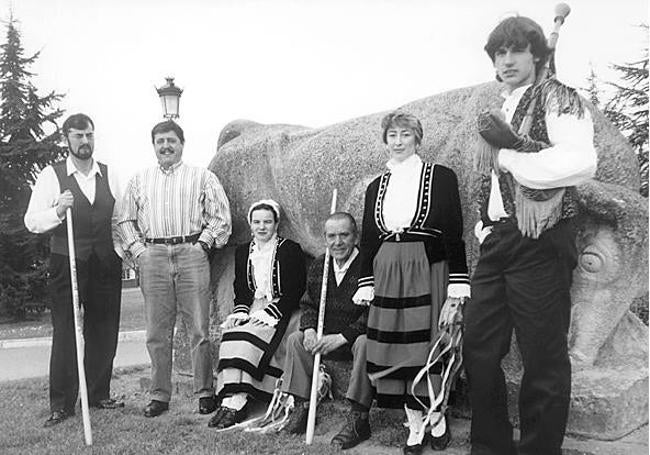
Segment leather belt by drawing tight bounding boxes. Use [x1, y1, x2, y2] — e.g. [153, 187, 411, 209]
[144, 233, 200, 245]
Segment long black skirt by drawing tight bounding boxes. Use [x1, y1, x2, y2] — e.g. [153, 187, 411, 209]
[367, 241, 448, 409]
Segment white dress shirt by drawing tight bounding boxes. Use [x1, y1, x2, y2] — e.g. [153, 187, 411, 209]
[24, 156, 123, 254]
[487, 83, 597, 221]
[332, 247, 359, 286]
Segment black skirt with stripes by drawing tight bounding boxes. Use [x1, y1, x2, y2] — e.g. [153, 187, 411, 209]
[367, 241, 448, 409]
[216, 299, 291, 402]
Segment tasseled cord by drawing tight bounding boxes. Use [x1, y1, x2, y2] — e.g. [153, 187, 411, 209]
[474, 133, 501, 176]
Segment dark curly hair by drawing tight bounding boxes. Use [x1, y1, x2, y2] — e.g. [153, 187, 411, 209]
[484, 16, 551, 78]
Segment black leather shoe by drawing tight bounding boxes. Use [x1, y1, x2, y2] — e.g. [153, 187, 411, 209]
[207, 406, 227, 427]
[430, 421, 451, 451]
[199, 396, 217, 414]
[44, 409, 72, 427]
[331, 411, 371, 450]
[402, 441, 426, 455]
[208, 404, 248, 429]
[91, 398, 125, 409]
[284, 400, 310, 434]
[402, 434, 428, 455]
[143, 400, 169, 418]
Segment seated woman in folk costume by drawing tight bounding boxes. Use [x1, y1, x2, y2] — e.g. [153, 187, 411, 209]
[208, 199, 306, 429]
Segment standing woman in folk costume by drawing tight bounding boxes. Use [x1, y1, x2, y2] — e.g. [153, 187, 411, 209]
[353, 112, 470, 454]
[208, 199, 306, 429]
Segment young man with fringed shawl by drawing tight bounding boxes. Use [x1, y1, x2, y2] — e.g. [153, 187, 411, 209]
[461, 15, 597, 455]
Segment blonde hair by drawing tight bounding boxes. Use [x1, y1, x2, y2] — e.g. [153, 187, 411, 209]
[381, 111, 423, 146]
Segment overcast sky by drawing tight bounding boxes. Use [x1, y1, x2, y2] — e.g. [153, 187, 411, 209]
[5, 0, 648, 184]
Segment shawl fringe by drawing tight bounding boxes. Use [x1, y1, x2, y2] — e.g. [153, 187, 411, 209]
[539, 78, 586, 118]
[515, 183, 565, 239]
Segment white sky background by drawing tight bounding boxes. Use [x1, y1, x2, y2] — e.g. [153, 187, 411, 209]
[5, 0, 649, 184]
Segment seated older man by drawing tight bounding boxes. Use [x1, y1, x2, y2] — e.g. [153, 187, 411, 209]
[281, 212, 373, 450]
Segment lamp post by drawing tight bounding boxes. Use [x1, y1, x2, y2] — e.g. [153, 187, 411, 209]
[156, 77, 183, 119]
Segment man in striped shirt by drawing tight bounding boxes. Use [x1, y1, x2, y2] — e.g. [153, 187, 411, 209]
[119, 120, 232, 418]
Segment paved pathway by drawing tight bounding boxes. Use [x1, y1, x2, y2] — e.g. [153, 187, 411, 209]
[0, 331, 148, 382]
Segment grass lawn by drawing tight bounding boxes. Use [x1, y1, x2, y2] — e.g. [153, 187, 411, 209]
[0, 288, 146, 341]
[0, 365, 448, 455]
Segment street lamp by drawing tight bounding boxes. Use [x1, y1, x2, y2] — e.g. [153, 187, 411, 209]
[156, 77, 183, 119]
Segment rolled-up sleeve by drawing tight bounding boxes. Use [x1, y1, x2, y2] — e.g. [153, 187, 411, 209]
[118, 176, 146, 258]
[24, 166, 64, 234]
[199, 171, 232, 248]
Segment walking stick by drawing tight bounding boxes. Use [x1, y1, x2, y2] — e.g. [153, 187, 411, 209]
[66, 208, 93, 446]
[305, 189, 337, 445]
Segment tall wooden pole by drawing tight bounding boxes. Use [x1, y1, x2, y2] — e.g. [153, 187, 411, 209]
[66, 208, 93, 446]
[305, 189, 337, 444]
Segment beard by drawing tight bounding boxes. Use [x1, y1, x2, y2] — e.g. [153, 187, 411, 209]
[71, 144, 93, 160]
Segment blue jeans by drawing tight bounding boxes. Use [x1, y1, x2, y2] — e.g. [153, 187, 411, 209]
[138, 242, 213, 402]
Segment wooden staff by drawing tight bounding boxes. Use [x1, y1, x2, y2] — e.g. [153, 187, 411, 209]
[66, 208, 93, 446]
[305, 189, 337, 445]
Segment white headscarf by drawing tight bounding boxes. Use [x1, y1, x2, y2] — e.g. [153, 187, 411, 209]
[247, 199, 281, 223]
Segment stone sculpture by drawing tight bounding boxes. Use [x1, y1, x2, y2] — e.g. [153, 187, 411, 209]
[198, 82, 648, 439]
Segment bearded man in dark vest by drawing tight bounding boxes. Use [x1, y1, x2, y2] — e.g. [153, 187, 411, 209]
[459, 15, 598, 455]
[25, 113, 124, 427]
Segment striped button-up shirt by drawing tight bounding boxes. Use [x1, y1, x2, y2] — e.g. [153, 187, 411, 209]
[119, 161, 232, 258]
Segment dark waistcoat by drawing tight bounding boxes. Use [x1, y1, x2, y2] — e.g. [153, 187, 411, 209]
[477, 83, 579, 226]
[50, 161, 115, 262]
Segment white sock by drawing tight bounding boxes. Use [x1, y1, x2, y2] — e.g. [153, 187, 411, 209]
[404, 406, 425, 446]
[221, 393, 247, 410]
[430, 411, 447, 437]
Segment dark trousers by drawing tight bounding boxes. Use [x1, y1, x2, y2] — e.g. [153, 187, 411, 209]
[464, 220, 576, 455]
[48, 252, 122, 412]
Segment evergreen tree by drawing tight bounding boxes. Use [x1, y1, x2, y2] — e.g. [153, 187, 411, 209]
[584, 64, 602, 108]
[603, 24, 649, 197]
[0, 16, 64, 319]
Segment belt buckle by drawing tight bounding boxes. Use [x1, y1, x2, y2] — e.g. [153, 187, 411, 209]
[171, 236, 181, 245]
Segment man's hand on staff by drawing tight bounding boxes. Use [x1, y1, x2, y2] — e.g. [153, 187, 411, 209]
[56, 190, 74, 218]
[303, 329, 346, 355]
[303, 329, 317, 351]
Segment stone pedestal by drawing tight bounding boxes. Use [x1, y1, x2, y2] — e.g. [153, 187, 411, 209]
[502, 310, 649, 440]
[568, 365, 648, 440]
